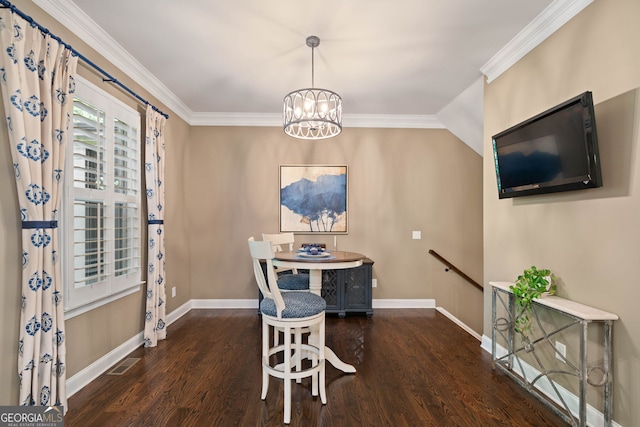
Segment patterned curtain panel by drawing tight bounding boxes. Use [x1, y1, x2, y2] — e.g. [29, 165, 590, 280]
[143, 105, 167, 347]
[0, 10, 78, 408]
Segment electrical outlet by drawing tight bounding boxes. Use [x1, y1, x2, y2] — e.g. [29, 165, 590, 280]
[372, 279, 377, 288]
[555, 341, 566, 362]
[171, 286, 176, 298]
[412, 231, 421, 240]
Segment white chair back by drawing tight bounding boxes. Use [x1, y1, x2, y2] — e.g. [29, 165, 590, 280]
[262, 232, 296, 253]
[248, 237, 285, 317]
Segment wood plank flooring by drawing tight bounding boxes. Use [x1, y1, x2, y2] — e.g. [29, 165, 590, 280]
[64, 309, 566, 426]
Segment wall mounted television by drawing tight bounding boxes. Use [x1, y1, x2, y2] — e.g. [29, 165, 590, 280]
[492, 91, 602, 199]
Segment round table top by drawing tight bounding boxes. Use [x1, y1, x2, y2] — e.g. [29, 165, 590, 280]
[273, 250, 366, 264]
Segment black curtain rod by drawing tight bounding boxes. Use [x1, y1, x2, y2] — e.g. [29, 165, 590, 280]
[0, 0, 169, 119]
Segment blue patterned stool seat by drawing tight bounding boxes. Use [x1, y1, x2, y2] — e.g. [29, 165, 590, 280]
[277, 273, 310, 291]
[260, 292, 326, 318]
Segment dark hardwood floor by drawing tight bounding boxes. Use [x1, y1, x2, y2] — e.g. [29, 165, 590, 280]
[65, 309, 566, 426]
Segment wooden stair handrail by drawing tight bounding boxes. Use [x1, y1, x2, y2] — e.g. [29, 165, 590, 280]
[429, 249, 483, 292]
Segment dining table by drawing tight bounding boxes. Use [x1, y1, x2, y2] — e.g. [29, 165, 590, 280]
[272, 250, 366, 374]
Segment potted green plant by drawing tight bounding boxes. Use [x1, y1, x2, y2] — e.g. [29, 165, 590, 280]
[509, 266, 556, 350]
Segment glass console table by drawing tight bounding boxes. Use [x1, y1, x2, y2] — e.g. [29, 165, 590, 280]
[490, 281, 618, 427]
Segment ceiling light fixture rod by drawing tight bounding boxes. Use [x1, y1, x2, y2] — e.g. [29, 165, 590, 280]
[307, 35, 320, 88]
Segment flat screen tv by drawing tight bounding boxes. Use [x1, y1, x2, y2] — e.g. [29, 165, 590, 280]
[492, 91, 602, 199]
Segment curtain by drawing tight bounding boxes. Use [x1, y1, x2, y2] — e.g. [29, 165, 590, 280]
[0, 10, 78, 408]
[143, 105, 167, 347]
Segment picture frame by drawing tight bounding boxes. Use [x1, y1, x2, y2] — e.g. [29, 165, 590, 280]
[279, 165, 348, 234]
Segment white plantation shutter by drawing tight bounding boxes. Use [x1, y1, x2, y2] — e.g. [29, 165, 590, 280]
[114, 118, 138, 195]
[114, 202, 138, 277]
[72, 200, 106, 287]
[71, 98, 107, 289]
[64, 77, 142, 315]
[113, 116, 140, 282]
[72, 98, 105, 190]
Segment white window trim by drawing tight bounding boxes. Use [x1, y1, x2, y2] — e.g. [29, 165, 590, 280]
[64, 284, 143, 320]
[63, 75, 144, 320]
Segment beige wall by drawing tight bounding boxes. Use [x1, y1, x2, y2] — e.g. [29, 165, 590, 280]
[483, 0, 640, 425]
[0, 1, 483, 407]
[186, 126, 483, 330]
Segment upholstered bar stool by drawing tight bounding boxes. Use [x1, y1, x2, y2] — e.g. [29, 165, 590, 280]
[262, 233, 310, 377]
[262, 232, 310, 291]
[248, 237, 327, 424]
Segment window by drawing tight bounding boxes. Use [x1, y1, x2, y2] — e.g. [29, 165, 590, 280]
[63, 76, 142, 318]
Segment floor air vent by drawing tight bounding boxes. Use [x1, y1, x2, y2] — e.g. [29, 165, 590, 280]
[107, 358, 140, 375]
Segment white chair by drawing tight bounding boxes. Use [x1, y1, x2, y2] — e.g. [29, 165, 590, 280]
[262, 232, 310, 291]
[248, 237, 327, 424]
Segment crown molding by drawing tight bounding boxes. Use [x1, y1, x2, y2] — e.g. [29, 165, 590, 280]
[189, 112, 444, 128]
[344, 114, 444, 129]
[33, 0, 193, 123]
[190, 112, 282, 127]
[480, 0, 594, 83]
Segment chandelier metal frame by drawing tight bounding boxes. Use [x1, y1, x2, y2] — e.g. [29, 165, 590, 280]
[283, 36, 342, 140]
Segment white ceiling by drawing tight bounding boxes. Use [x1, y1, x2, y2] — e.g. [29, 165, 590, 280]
[34, 0, 591, 133]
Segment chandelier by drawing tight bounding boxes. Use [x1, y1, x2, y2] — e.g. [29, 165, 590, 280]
[283, 36, 342, 140]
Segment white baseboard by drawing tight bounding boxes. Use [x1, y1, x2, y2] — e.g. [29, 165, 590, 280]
[191, 299, 438, 309]
[436, 307, 481, 341]
[66, 331, 144, 398]
[482, 336, 621, 427]
[167, 300, 193, 324]
[191, 299, 258, 309]
[67, 300, 193, 398]
[481, 334, 493, 354]
[372, 299, 436, 308]
[186, 299, 438, 309]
